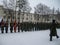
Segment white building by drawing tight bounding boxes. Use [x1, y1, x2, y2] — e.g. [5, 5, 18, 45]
[0, 5, 60, 23]
[0, 5, 5, 17]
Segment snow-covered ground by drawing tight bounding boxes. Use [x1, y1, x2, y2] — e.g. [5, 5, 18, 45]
[0, 29, 60, 45]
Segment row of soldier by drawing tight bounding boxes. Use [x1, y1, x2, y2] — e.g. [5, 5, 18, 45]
[0, 19, 38, 33]
[0, 19, 59, 41]
[0, 19, 18, 33]
[0, 19, 25, 33]
[1, 19, 54, 33]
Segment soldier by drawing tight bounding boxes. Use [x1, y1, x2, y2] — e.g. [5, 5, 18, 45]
[0, 22, 1, 28]
[21, 23, 24, 32]
[1, 19, 4, 33]
[50, 20, 59, 41]
[10, 19, 13, 33]
[14, 20, 17, 33]
[5, 21, 8, 33]
[0, 22, 1, 29]
[18, 21, 20, 32]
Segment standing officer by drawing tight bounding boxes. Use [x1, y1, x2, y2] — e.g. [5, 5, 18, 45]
[5, 20, 8, 33]
[1, 19, 4, 33]
[14, 20, 17, 33]
[10, 19, 13, 33]
[18, 21, 20, 32]
[21, 23, 24, 32]
[50, 20, 59, 41]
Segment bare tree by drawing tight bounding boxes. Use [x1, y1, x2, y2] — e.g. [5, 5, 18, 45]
[56, 8, 60, 15]
[3, 0, 16, 22]
[21, 4, 32, 13]
[3, 0, 8, 21]
[34, 3, 52, 15]
[21, 3, 32, 22]
[3, 0, 31, 22]
[52, 7, 55, 15]
[16, 0, 31, 22]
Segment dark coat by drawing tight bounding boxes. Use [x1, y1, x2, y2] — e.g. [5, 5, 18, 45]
[1, 21, 4, 30]
[14, 21, 17, 32]
[50, 22, 57, 36]
[0, 22, 1, 28]
[10, 22, 13, 30]
[5, 22, 8, 30]
[18, 22, 20, 30]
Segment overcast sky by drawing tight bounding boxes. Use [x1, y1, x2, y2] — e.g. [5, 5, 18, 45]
[0, 0, 60, 13]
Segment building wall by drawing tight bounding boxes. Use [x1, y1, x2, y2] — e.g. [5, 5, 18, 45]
[0, 5, 60, 23]
[0, 5, 5, 18]
[16, 12, 35, 23]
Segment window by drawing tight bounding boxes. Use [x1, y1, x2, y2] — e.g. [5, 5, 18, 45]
[12, 16, 14, 19]
[47, 19, 49, 21]
[37, 18, 39, 20]
[31, 18, 32, 20]
[22, 17, 24, 20]
[4, 11, 6, 13]
[26, 18, 28, 20]
[3, 16, 6, 19]
[27, 14, 28, 16]
[8, 16, 10, 19]
[18, 17, 20, 19]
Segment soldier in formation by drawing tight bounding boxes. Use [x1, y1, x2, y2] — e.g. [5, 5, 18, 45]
[14, 20, 17, 33]
[5, 20, 8, 33]
[1, 19, 4, 33]
[18, 21, 21, 32]
[10, 19, 13, 33]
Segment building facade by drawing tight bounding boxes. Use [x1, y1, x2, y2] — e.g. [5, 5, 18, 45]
[0, 5, 5, 18]
[0, 5, 60, 23]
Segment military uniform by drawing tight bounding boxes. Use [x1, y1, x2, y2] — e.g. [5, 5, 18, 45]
[50, 20, 59, 41]
[18, 22, 20, 32]
[14, 20, 17, 33]
[1, 19, 4, 33]
[21, 23, 24, 32]
[5, 21, 8, 33]
[10, 22, 13, 33]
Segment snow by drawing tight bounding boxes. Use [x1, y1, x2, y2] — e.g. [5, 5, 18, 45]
[0, 29, 60, 45]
